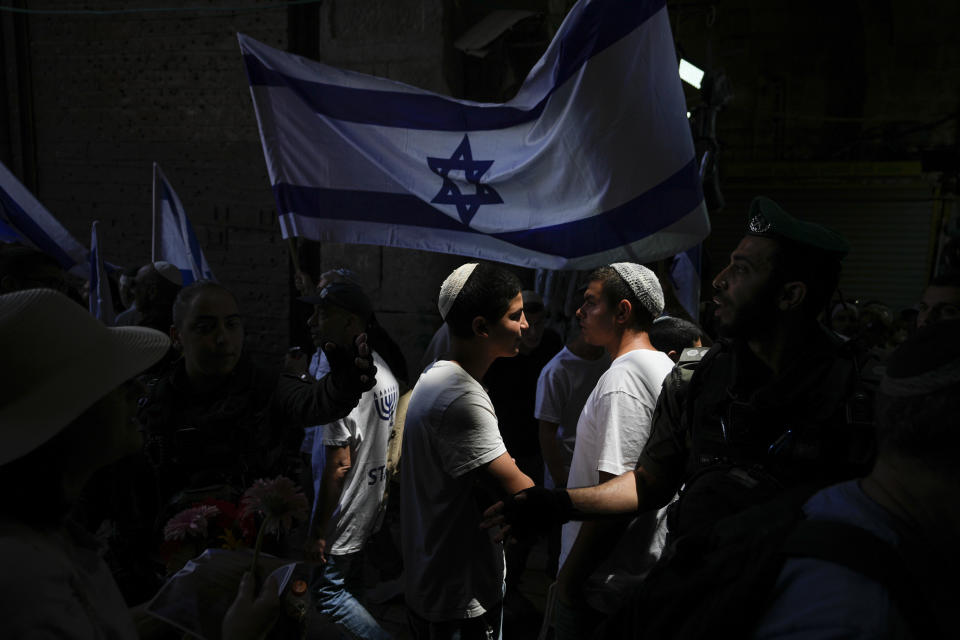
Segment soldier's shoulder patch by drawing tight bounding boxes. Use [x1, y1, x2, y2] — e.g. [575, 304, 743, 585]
[677, 346, 711, 365]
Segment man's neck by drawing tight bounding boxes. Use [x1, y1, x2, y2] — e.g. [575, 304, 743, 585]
[448, 338, 496, 383]
[860, 455, 960, 542]
[185, 365, 231, 395]
[744, 318, 811, 374]
[608, 329, 655, 360]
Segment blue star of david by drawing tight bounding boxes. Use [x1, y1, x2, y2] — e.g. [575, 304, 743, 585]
[427, 135, 503, 225]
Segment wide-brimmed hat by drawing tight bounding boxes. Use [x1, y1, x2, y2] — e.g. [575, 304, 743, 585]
[0, 288, 171, 466]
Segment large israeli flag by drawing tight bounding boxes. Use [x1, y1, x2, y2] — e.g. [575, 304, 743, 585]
[88, 220, 116, 324]
[0, 161, 89, 276]
[240, 0, 708, 270]
[152, 163, 215, 285]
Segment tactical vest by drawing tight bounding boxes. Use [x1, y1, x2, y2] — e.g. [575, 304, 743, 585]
[689, 340, 872, 476]
[666, 337, 875, 538]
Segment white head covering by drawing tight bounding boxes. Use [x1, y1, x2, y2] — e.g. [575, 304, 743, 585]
[153, 261, 184, 286]
[438, 263, 478, 320]
[610, 262, 665, 319]
[0, 289, 170, 466]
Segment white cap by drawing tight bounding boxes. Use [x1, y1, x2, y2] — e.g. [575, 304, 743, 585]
[610, 262, 664, 319]
[438, 263, 478, 320]
[153, 261, 184, 286]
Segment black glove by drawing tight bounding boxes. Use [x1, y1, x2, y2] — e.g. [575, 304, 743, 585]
[323, 336, 377, 403]
[501, 487, 574, 541]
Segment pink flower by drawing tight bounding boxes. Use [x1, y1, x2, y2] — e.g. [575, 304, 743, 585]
[240, 476, 309, 535]
[163, 504, 221, 541]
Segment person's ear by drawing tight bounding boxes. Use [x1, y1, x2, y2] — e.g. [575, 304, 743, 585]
[667, 349, 679, 362]
[614, 299, 632, 325]
[779, 281, 807, 311]
[472, 316, 489, 338]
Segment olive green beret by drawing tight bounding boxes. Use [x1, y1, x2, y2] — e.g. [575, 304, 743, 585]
[746, 196, 849, 258]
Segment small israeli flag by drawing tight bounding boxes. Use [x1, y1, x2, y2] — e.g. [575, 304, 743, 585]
[152, 163, 215, 285]
[0, 161, 88, 276]
[88, 220, 115, 324]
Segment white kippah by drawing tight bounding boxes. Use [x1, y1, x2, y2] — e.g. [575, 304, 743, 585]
[610, 262, 664, 319]
[153, 261, 184, 287]
[438, 263, 478, 320]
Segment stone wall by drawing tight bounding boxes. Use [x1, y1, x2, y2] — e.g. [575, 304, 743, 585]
[3, 1, 291, 359]
[2, 0, 470, 371]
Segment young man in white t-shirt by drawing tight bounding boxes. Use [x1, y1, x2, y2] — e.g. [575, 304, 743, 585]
[401, 263, 535, 640]
[536, 326, 610, 491]
[535, 325, 610, 578]
[554, 263, 675, 639]
[303, 281, 399, 640]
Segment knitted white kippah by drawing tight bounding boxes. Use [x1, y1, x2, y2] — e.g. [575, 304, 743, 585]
[438, 263, 478, 320]
[610, 262, 664, 318]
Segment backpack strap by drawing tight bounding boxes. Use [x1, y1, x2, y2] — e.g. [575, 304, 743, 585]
[782, 520, 940, 638]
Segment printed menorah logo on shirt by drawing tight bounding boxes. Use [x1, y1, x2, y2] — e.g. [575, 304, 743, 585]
[375, 386, 399, 424]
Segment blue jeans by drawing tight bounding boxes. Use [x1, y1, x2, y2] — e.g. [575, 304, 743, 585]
[311, 552, 392, 640]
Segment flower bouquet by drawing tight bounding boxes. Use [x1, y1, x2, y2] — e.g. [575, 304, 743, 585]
[240, 476, 309, 586]
[147, 477, 310, 639]
[159, 498, 257, 576]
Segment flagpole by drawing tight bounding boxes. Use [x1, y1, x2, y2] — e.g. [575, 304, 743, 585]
[151, 162, 159, 263]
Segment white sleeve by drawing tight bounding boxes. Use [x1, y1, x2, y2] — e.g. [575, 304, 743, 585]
[534, 364, 564, 423]
[434, 391, 507, 478]
[321, 411, 357, 448]
[594, 390, 656, 477]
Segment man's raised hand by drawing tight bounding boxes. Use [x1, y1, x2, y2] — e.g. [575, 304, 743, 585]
[324, 333, 377, 395]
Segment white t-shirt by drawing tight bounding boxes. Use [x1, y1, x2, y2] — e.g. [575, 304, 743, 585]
[400, 360, 507, 622]
[534, 346, 611, 488]
[312, 351, 398, 555]
[559, 348, 674, 569]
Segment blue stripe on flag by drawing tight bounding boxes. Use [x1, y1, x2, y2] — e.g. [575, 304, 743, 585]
[243, 0, 666, 131]
[273, 157, 701, 259]
[0, 183, 77, 269]
[244, 53, 536, 131]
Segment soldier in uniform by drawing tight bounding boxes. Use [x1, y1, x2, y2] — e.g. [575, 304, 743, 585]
[485, 196, 874, 565]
